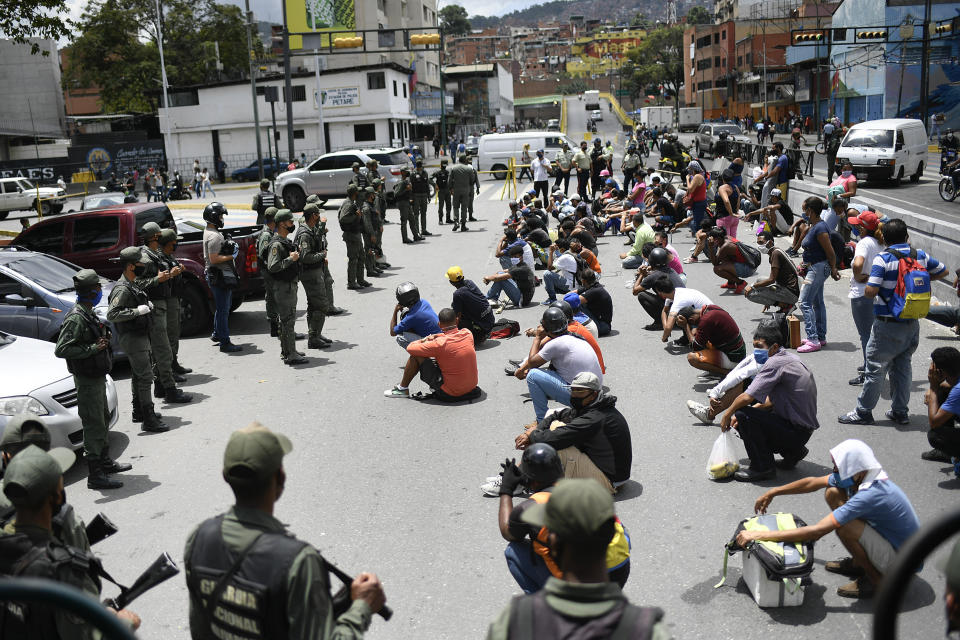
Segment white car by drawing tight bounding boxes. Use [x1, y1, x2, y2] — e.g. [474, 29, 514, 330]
[591, 110, 603, 122]
[0, 330, 118, 450]
[0, 177, 67, 220]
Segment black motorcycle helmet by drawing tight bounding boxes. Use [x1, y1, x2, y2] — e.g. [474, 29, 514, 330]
[541, 306, 568, 334]
[203, 202, 228, 228]
[648, 247, 670, 268]
[520, 443, 563, 487]
[549, 299, 573, 321]
[395, 281, 420, 308]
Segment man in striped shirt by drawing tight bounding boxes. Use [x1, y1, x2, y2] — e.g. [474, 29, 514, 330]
[839, 219, 949, 425]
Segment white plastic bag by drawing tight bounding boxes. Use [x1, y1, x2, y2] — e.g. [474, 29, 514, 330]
[707, 430, 740, 480]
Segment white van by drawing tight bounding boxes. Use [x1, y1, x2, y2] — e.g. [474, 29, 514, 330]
[475, 131, 579, 180]
[836, 119, 928, 185]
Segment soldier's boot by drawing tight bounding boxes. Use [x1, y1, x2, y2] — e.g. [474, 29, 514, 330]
[141, 404, 170, 433]
[307, 313, 329, 349]
[100, 449, 132, 474]
[171, 358, 192, 375]
[269, 319, 280, 337]
[131, 402, 161, 424]
[153, 379, 165, 399]
[87, 457, 123, 490]
[164, 387, 193, 403]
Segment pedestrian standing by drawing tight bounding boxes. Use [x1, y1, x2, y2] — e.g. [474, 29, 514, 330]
[449, 155, 473, 232]
[433, 136, 441, 158]
[159, 228, 192, 376]
[338, 185, 371, 289]
[411, 159, 433, 236]
[572, 141, 591, 202]
[393, 168, 420, 243]
[54, 269, 131, 489]
[518, 144, 533, 182]
[252, 179, 281, 225]
[108, 247, 167, 433]
[553, 143, 574, 195]
[268, 210, 307, 365]
[531, 149, 551, 204]
[846, 211, 882, 386]
[432, 159, 452, 224]
[201, 168, 216, 198]
[796, 197, 840, 353]
[257, 207, 280, 336]
[294, 204, 333, 350]
[216, 156, 226, 183]
[202, 202, 243, 352]
[467, 159, 480, 222]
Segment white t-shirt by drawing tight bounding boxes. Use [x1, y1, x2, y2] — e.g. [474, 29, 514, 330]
[538, 334, 603, 384]
[521, 242, 535, 269]
[849, 235, 881, 299]
[665, 287, 712, 312]
[554, 253, 579, 288]
[532, 157, 551, 182]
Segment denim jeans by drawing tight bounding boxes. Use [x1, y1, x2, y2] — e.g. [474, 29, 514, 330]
[504, 541, 552, 593]
[689, 200, 707, 233]
[395, 331, 422, 349]
[487, 279, 522, 306]
[543, 271, 569, 301]
[526, 368, 571, 420]
[798, 260, 829, 342]
[621, 255, 645, 270]
[850, 296, 875, 369]
[207, 273, 233, 343]
[856, 319, 920, 415]
[582, 307, 611, 336]
[927, 305, 960, 329]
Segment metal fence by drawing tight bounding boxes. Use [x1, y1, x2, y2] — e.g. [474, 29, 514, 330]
[720, 141, 816, 177]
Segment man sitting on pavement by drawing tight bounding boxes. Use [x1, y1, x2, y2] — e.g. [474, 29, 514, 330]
[736, 439, 920, 599]
[484, 245, 536, 310]
[674, 303, 746, 375]
[486, 479, 665, 639]
[620, 213, 656, 269]
[542, 238, 580, 305]
[447, 266, 495, 346]
[513, 307, 602, 422]
[576, 269, 612, 337]
[384, 308, 479, 401]
[654, 279, 713, 346]
[563, 292, 599, 338]
[922, 347, 960, 465]
[744, 230, 800, 313]
[634, 247, 684, 331]
[506, 300, 605, 376]
[720, 320, 819, 482]
[707, 227, 756, 294]
[495, 228, 535, 270]
[390, 281, 440, 349]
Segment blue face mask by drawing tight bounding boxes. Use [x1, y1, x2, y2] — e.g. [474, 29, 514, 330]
[753, 348, 769, 364]
[831, 472, 856, 489]
[78, 290, 103, 306]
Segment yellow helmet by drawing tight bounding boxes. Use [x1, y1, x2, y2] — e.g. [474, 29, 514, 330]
[445, 265, 464, 282]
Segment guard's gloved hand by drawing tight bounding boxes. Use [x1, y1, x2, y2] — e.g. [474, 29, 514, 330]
[136, 304, 151, 316]
[147, 301, 154, 311]
[499, 458, 524, 496]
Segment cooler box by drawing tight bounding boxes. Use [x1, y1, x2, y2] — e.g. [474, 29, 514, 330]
[740, 547, 805, 607]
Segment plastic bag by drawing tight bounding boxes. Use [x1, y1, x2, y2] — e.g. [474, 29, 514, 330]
[707, 431, 740, 480]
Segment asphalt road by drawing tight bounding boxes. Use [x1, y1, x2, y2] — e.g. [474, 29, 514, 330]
[45, 164, 959, 639]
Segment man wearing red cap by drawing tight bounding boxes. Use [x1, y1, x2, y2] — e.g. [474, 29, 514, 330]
[847, 210, 883, 386]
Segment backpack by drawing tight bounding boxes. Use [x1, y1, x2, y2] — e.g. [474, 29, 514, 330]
[735, 241, 762, 270]
[829, 231, 848, 270]
[885, 247, 931, 319]
[489, 318, 520, 339]
[715, 513, 814, 587]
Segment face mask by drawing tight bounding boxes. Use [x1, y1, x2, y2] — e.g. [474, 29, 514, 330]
[510, 257, 521, 266]
[753, 348, 769, 364]
[570, 395, 589, 411]
[133, 264, 147, 277]
[842, 170, 852, 178]
[758, 244, 771, 254]
[830, 472, 856, 489]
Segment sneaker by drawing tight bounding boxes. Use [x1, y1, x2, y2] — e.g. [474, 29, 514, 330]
[508, 359, 523, 367]
[686, 400, 714, 424]
[797, 340, 821, 353]
[541, 299, 557, 306]
[825, 557, 865, 577]
[480, 476, 527, 497]
[643, 322, 663, 331]
[384, 386, 410, 398]
[836, 576, 875, 599]
[848, 373, 865, 386]
[921, 448, 952, 463]
[504, 365, 519, 376]
[720, 282, 733, 289]
[734, 281, 747, 295]
[885, 409, 910, 425]
[838, 409, 875, 425]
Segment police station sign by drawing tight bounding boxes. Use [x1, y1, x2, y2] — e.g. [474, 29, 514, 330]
[321, 87, 360, 108]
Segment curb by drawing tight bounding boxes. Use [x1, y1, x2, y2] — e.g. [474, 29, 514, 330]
[166, 203, 252, 210]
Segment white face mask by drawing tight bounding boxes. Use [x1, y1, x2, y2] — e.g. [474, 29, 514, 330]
[758, 244, 771, 254]
[510, 257, 521, 266]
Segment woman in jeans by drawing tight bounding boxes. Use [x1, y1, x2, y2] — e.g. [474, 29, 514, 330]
[847, 210, 882, 384]
[796, 196, 840, 353]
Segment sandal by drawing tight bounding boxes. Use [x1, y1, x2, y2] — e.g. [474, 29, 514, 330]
[683, 256, 699, 264]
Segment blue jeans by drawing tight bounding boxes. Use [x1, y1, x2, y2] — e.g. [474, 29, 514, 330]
[856, 319, 920, 415]
[526, 368, 571, 420]
[927, 305, 960, 329]
[850, 296, 875, 368]
[487, 279, 522, 306]
[621, 255, 644, 270]
[689, 200, 707, 232]
[395, 331, 422, 349]
[207, 273, 233, 343]
[543, 271, 569, 301]
[498, 256, 512, 269]
[798, 260, 829, 342]
[582, 307, 611, 336]
[504, 541, 552, 593]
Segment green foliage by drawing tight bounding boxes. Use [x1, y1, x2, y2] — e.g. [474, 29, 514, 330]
[0, 0, 72, 55]
[440, 5, 471, 37]
[685, 6, 711, 25]
[624, 24, 684, 100]
[559, 78, 589, 95]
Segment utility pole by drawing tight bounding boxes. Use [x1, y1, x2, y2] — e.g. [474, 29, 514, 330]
[919, 0, 932, 127]
[281, 0, 295, 163]
[244, 0, 264, 181]
[156, 0, 174, 171]
[439, 28, 447, 152]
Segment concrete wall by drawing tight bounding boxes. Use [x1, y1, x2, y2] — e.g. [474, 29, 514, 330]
[0, 39, 66, 139]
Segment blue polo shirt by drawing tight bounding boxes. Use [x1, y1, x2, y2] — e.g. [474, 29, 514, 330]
[394, 299, 440, 337]
[830, 478, 920, 550]
[867, 243, 946, 318]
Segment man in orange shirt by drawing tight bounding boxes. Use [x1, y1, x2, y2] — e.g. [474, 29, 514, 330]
[385, 308, 480, 401]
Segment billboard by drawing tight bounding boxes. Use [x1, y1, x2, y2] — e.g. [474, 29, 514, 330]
[286, 0, 356, 50]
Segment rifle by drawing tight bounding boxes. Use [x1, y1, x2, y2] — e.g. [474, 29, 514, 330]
[103, 552, 179, 610]
[327, 559, 393, 622]
[84, 513, 118, 546]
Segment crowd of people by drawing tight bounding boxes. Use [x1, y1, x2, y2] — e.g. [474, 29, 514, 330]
[3, 128, 960, 639]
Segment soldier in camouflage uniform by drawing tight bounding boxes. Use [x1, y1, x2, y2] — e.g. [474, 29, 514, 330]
[361, 187, 384, 277]
[54, 269, 130, 489]
[339, 185, 371, 289]
[256, 206, 280, 335]
[348, 162, 369, 190]
[108, 247, 167, 433]
[467, 156, 480, 222]
[294, 204, 333, 349]
[268, 210, 307, 365]
[369, 179, 391, 270]
[449, 154, 474, 232]
[411, 159, 433, 237]
[158, 228, 191, 376]
[432, 158, 451, 224]
[305, 195, 346, 315]
[394, 167, 421, 244]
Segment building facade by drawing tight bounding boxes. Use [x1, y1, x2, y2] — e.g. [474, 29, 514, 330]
[0, 39, 67, 162]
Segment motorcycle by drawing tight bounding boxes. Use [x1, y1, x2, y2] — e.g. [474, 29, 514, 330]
[658, 149, 692, 183]
[940, 150, 958, 202]
[167, 183, 192, 200]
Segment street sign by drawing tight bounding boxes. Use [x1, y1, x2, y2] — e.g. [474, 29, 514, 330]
[616, 90, 630, 97]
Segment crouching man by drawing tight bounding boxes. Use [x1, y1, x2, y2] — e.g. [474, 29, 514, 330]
[385, 308, 480, 401]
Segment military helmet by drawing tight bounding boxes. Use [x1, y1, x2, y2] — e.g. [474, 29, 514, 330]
[520, 443, 564, 486]
[549, 299, 573, 321]
[541, 306, 568, 334]
[648, 247, 670, 268]
[395, 281, 420, 307]
[202, 202, 228, 227]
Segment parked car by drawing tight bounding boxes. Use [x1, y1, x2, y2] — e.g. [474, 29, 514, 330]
[546, 119, 561, 132]
[275, 148, 411, 212]
[590, 110, 603, 122]
[11, 203, 264, 336]
[465, 135, 480, 157]
[80, 191, 128, 211]
[836, 118, 928, 185]
[0, 177, 66, 220]
[0, 330, 119, 451]
[0, 246, 123, 357]
[475, 131, 579, 180]
[231, 157, 286, 182]
[694, 123, 752, 158]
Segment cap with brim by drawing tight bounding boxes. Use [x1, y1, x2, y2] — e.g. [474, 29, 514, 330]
[848, 211, 879, 231]
[274, 210, 293, 223]
[263, 206, 279, 220]
[73, 269, 100, 291]
[305, 194, 321, 204]
[141, 222, 162, 237]
[2, 445, 75, 506]
[159, 228, 180, 244]
[570, 194, 581, 201]
[770, 188, 782, 197]
[569, 372, 601, 392]
[521, 478, 615, 541]
[222, 422, 292, 486]
[117, 246, 144, 264]
[0, 414, 51, 452]
[303, 203, 320, 216]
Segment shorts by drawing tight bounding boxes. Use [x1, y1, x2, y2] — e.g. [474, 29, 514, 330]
[734, 262, 757, 278]
[692, 347, 734, 370]
[418, 358, 444, 391]
[859, 523, 896, 574]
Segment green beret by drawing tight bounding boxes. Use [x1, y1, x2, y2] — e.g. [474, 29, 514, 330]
[72, 268, 100, 291]
[274, 209, 294, 223]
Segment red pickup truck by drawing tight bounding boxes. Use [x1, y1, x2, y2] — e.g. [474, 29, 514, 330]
[12, 203, 264, 336]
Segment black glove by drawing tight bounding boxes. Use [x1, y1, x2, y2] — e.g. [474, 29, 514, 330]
[499, 458, 524, 496]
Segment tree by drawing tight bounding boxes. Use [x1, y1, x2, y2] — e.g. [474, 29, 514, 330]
[685, 6, 712, 25]
[623, 25, 685, 120]
[440, 5, 471, 38]
[629, 12, 649, 28]
[0, 0, 73, 55]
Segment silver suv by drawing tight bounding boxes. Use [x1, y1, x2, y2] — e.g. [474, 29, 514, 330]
[275, 148, 412, 211]
[694, 123, 752, 158]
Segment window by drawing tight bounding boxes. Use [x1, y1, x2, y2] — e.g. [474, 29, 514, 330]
[713, 33, 719, 44]
[16, 222, 65, 254]
[393, 80, 398, 96]
[746, 53, 752, 65]
[134, 206, 175, 234]
[0, 274, 26, 302]
[368, 72, 386, 90]
[737, 55, 742, 66]
[283, 85, 306, 102]
[402, 83, 407, 98]
[293, 129, 305, 139]
[168, 89, 199, 107]
[423, 5, 429, 21]
[311, 156, 338, 171]
[72, 217, 120, 252]
[714, 56, 720, 67]
[722, 31, 726, 40]
[354, 124, 377, 142]
[335, 155, 363, 169]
